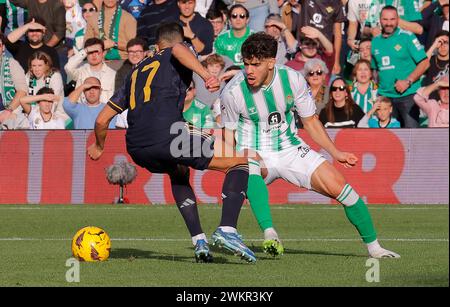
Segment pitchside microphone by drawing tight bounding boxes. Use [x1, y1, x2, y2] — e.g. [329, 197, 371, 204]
[106, 161, 137, 204]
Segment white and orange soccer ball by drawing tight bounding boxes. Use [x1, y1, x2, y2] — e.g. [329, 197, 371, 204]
[71, 226, 111, 262]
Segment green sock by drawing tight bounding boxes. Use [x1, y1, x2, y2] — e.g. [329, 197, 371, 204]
[338, 184, 377, 244]
[247, 174, 273, 232]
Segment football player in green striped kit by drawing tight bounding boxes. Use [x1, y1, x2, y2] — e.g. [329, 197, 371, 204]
[220, 32, 400, 259]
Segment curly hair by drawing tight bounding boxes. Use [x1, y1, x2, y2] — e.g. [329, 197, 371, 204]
[241, 32, 278, 61]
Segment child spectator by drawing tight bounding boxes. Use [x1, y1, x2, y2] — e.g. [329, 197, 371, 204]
[357, 96, 401, 128]
[19, 87, 65, 129]
[193, 53, 226, 107]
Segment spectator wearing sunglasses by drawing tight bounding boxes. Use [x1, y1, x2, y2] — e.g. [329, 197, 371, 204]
[285, 34, 334, 75]
[302, 58, 330, 115]
[228, 0, 279, 32]
[214, 4, 254, 67]
[319, 77, 365, 128]
[70, 1, 99, 57]
[4, 17, 61, 71]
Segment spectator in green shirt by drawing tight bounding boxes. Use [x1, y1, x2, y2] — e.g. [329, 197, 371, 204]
[183, 81, 215, 129]
[371, 5, 430, 127]
[213, 4, 254, 67]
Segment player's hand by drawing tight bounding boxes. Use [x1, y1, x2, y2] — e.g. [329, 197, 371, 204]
[205, 76, 220, 92]
[87, 143, 103, 160]
[335, 151, 358, 168]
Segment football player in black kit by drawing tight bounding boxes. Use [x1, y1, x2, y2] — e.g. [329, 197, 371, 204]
[87, 22, 257, 263]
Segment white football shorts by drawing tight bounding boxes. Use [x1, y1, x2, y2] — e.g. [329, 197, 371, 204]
[259, 144, 327, 190]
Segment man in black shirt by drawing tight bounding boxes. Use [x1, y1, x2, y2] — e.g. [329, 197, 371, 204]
[137, 0, 180, 47]
[4, 17, 60, 71]
[177, 0, 214, 56]
[298, 0, 346, 74]
[88, 22, 257, 264]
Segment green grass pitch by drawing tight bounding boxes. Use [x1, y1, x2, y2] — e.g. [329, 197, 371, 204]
[0, 204, 448, 287]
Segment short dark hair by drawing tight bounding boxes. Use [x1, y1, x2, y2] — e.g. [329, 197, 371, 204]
[36, 87, 55, 96]
[381, 5, 398, 15]
[155, 22, 184, 44]
[126, 37, 149, 51]
[435, 30, 449, 39]
[360, 36, 372, 43]
[84, 37, 105, 50]
[241, 33, 278, 61]
[206, 8, 223, 20]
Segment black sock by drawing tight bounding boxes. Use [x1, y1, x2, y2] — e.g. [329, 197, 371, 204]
[170, 166, 203, 237]
[219, 164, 249, 228]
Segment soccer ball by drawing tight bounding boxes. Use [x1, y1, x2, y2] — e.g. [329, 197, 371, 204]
[71, 226, 111, 262]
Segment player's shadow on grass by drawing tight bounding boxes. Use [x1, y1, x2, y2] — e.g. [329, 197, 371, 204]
[251, 246, 366, 258]
[110, 248, 194, 263]
[110, 248, 236, 264]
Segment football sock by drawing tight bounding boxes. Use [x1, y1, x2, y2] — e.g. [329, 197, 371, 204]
[170, 167, 203, 237]
[337, 184, 377, 244]
[247, 158, 273, 231]
[192, 233, 208, 246]
[264, 228, 279, 240]
[219, 164, 249, 228]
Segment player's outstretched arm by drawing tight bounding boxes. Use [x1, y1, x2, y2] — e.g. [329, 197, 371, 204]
[301, 115, 358, 168]
[172, 43, 220, 91]
[87, 105, 118, 160]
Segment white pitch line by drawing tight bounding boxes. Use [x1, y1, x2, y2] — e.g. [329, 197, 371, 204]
[0, 238, 447, 242]
[0, 206, 448, 210]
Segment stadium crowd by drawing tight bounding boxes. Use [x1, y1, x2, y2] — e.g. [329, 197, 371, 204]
[0, 0, 448, 130]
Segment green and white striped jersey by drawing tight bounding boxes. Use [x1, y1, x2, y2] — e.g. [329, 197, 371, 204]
[1, 0, 27, 34]
[220, 65, 316, 152]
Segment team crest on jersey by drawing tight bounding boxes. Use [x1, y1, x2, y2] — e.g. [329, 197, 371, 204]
[287, 94, 294, 103]
[268, 112, 282, 126]
[248, 106, 258, 115]
[394, 44, 402, 51]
